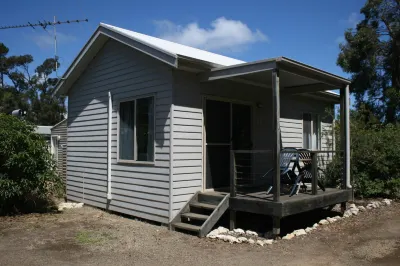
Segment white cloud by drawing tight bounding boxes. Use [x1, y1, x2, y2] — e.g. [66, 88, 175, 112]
[154, 17, 268, 52]
[30, 32, 77, 49]
[341, 12, 362, 28]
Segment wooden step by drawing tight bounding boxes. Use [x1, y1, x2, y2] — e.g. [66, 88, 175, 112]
[189, 201, 217, 210]
[198, 192, 226, 205]
[173, 222, 201, 232]
[181, 212, 209, 221]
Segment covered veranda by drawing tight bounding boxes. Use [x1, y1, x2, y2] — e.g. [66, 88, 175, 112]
[199, 57, 352, 236]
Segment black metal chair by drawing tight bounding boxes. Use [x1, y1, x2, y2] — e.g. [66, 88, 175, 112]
[265, 148, 299, 195]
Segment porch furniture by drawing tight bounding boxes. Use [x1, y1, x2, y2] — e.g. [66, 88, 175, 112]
[265, 148, 299, 196]
[292, 149, 326, 194]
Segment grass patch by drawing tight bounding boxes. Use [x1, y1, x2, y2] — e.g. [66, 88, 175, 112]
[76, 230, 113, 245]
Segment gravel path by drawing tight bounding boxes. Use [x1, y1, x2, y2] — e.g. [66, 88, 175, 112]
[0, 202, 399, 266]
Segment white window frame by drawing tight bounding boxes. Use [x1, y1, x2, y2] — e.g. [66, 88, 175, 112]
[117, 94, 156, 165]
[303, 112, 321, 150]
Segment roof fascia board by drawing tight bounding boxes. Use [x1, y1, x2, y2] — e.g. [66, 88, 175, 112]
[176, 55, 218, 72]
[277, 57, 350, 88]
[200, 59, 277, 82]
[303, 92, 340, 103]
[100, 27, 177, 68]
[51, 118, 67, 130]
[282, 83, 337, 94]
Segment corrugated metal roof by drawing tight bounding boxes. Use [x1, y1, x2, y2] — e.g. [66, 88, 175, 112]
[100, 23, 245, 67]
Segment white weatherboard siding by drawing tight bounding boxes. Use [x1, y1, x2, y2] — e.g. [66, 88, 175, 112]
[280, 95, 335, 168]
[67, 40, 172, 223]
[171, 71, 203, 218]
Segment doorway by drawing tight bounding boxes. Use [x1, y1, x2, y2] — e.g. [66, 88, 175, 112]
[204, 98, 252, 190]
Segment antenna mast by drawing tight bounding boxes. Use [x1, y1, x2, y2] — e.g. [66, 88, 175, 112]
[0, 18, 88, 77]
[53, 16, 58, 76]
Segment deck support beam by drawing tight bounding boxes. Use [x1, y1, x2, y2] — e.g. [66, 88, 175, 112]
[272, 216, 281, 237]
[272, 69, 281, 202]
[229, 210, 236, 230]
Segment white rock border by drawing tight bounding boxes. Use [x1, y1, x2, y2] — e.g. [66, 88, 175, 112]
[281, 198, 393, 240]
[58, 202, 84, 211]
[206, 199, 393, 245]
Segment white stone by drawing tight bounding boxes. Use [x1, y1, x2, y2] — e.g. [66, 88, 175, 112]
[305, 227, 313, 233]
[245, 230, 258, 237]
[334, 216, 342, 220]
[248, 239, 255, 244]
[327, 217, 337, 223]
[343, 210, 353, 218]
[263, 239, 273, 245]
[319, 219, 329, 225]
[216, 226, 229, 234]
[256, 240, 265, 246]
[349, 203, 356, 209]
[366, 205, 373, 210]
[358, 206, 366, 212]
[207, 234, 217, 239]
[216, 234, 238, 243]
[58, 202, 84, 211]
[233, 228, 245, 234]
[215, 234, 225, 240]
[237, 237, 248, 243]
[312, 223, 319, 229]
[282, 233, 295, 240]
[382, 199, 392, 206]
[207, 229, 220, 237]
[293, 229, 307, 236]
[369, 201, 380, 208]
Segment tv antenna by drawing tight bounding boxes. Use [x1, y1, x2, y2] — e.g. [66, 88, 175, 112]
[0, 17, 88, 77]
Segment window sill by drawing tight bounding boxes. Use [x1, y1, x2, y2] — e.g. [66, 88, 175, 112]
[117, 160, 155, 166]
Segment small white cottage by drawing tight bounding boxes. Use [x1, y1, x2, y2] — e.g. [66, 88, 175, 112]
[55, 23, 351, 236]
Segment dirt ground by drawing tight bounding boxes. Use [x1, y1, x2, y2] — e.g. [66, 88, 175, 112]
[0, 202, 399, 266]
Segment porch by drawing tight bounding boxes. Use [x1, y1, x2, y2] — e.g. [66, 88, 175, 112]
[230, 188, 352, 217]
[201, 57, 352, 235]
[171, 57, 352, 237]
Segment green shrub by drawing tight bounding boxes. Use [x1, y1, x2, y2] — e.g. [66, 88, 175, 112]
[325, 116, 400, 199]
[0, 114, 62, 214]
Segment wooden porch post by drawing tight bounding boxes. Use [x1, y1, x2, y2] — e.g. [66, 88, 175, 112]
[340, 85, 351, 191]
[272, 69, 281, 202]
[230, 150, 237, 229]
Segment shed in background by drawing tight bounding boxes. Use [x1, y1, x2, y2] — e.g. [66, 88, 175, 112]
[51, 119, 67, 183]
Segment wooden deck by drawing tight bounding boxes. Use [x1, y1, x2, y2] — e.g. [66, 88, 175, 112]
[229, 188, 352, 218]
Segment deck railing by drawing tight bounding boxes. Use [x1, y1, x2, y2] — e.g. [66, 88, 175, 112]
[230, 149, 344, 201]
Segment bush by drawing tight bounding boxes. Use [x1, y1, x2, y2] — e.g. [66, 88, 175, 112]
[325, 115, 400, 199]
[0, 114, 62, 214]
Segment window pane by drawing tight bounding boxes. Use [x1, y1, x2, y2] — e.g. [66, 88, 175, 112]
[303, 113, 312, 149]
[136, 97, 154, 161]
[312, 114, 320, 149]
[119, 101, 135, 160]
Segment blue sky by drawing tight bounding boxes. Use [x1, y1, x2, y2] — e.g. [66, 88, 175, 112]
[1, 0, 365, 79]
